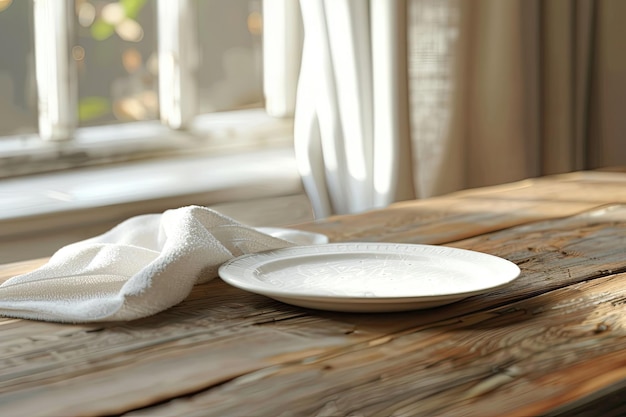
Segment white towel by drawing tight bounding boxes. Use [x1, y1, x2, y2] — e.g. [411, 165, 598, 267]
[0, 206, 294, 323]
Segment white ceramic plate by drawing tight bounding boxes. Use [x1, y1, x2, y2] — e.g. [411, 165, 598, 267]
[256, 227, 329, 245]
[218, 242, 521, 312]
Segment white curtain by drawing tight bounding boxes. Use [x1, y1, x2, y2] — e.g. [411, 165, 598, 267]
[294, 0, 414, 218]
[293, 0, 626, 218]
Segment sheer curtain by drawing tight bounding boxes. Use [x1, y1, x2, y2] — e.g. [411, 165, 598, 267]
[294, 0, 626, 217]
[293, 0, 414, 218]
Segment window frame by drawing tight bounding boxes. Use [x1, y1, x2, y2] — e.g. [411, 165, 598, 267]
[0, 0, 302, 177]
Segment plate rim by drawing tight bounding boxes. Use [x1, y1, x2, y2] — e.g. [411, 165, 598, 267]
[218, 242, 521, 303]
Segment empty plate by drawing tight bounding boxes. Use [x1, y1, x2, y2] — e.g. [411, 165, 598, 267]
[218, 242, 521, 312]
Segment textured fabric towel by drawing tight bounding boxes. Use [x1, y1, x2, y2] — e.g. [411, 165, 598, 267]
[0, 206, 294, 323]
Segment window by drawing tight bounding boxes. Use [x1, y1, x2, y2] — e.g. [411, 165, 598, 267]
[76, 0, 160, 127]
[0, 0, 300, 178]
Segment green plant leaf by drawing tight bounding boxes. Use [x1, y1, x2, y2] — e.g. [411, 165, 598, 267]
[79, 96, 111, 121]
[121, 0, 147, 19]
[90, 19, 115, 40]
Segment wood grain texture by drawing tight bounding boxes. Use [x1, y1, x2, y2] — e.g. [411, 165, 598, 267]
[0, 171, 625, 416]
[295, 171, 626, 244]
[125, 275, 626, 417]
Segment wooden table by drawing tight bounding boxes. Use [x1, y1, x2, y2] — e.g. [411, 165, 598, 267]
[1, 170, 626, 416]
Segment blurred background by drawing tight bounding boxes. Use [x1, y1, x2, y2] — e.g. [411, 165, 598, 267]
[0, 0, 625, 261]
[0, 0, 264, 135]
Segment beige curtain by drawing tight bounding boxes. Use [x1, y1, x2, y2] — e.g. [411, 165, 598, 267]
[294, 0, 626, 216]
[409, 0, 626, 198]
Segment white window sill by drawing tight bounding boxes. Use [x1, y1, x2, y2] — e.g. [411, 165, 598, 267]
[0, 147, 310, 263]
[0, 109, 295, 178]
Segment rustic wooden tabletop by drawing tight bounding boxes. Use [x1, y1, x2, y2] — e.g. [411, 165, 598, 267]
[1, 170, 625, 416]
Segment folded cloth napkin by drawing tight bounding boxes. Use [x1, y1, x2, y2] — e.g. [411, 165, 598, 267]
[0, 206, 294, 323]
